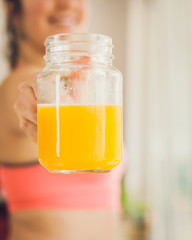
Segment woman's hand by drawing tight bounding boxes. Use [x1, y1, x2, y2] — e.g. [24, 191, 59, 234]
[13, 77, 38, 142]
[13, 57, 91, 142]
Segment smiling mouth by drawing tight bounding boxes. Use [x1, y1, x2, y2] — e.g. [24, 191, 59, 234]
[49, 17, 77, 27]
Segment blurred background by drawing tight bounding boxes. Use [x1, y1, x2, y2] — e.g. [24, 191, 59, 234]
[0, 0, 192, 239]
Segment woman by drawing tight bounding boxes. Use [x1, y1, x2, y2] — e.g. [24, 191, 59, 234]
[0, 0, 125, 240]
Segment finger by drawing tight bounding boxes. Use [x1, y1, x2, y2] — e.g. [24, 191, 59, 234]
[13, 95, 37, 125]
[19, 85, 37, 122]
[17, 114, 37, 142]
[76, 56, 92, 64]
[18, 74, 38, 99]
[19, 85, 37, 112]
[29, 73, 38, 99]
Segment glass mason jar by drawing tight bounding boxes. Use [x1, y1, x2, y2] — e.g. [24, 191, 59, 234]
[37, 33, 123, 173]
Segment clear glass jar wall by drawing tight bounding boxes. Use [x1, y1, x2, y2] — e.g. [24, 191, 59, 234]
[37, 33, 123, 173]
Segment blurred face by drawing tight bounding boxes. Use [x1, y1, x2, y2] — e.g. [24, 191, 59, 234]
[13, 0, 89, 50]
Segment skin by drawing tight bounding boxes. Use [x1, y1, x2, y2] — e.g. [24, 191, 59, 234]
[0, 0, 121, 240]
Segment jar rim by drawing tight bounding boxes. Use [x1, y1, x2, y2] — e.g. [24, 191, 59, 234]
[44, 33, 112, 47]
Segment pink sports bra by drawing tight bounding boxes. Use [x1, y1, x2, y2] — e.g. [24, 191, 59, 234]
[0, 153, 126, 212]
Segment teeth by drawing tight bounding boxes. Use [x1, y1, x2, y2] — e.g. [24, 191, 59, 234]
[51, 18, 76, 26]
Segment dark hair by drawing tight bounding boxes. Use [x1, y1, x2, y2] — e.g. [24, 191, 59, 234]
[5, 0, 21, 69]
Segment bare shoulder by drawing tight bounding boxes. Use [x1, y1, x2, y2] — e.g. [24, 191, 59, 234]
[5, 65, 41, 88]
[1, 66, 41, 94]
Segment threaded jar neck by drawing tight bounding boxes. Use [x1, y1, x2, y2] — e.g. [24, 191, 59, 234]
[44, 33, 114, 66]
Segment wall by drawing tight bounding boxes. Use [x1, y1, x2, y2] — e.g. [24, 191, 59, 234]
[0, 0, 9, 83]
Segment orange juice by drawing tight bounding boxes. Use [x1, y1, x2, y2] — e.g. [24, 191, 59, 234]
[37, 105, 122, 172]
